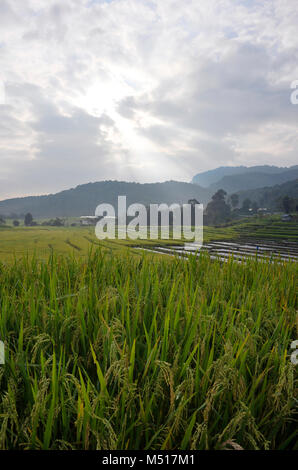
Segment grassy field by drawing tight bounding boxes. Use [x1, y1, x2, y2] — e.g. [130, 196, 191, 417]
[2, 214, 297, 263]
[0, 224, 237, 263]
[0, 214, 297, 263]
[0, 249, 297, 450]
[224, 215, 298, 242]
[0, 217, 297, 450]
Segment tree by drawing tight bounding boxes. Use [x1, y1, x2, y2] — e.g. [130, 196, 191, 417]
[205, 189, 231, 225]
[24, 213, 33, 226]
[212, 189, 227, 202]
[242, 198, 251, 212]
[52, 217, 64, 227]
[13, 220, 20, 227]
[42, 218, 64, 227]
[230, 193, 239, 209]
[282, 196, 294, 214]
[0, 216, 5, 225]
[252, 201, 258, 213]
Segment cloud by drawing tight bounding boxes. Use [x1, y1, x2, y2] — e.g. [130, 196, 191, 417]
[0, 83, 131, 197]
[0, 0, 297, 199]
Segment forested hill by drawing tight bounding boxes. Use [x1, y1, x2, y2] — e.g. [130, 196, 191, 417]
[0, 180, 211, 218]
[192, 165, 298, 192]
[235, 179, 298, 209]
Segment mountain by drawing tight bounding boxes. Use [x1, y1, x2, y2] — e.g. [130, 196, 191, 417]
[209, 168, 298, 193]
[0, 180, 211, 218]
[192, 165, 298, 191]
[235, 179, 298, 210]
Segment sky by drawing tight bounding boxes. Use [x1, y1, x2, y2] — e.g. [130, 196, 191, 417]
[0, 0, 298, 199]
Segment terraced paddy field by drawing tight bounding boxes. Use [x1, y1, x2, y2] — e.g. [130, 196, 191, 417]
[136, 216, 298, 262]
[138, 239, 298, 264]
[226, 216, 298, 242]
[0, 216, 297, 450]
[0, 215, 297, 263]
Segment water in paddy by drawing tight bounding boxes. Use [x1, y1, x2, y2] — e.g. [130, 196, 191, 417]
[137, 240, 298, 263]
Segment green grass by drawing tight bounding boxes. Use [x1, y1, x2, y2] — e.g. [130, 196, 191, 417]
[0, 223, 242, 263]
[224, 215, 298, 242]
[0, 225, 211, 263]
[1, 214, 297, 263]
[0, 249, 297, 450]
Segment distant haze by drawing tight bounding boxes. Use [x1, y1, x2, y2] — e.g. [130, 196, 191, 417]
[0, 180, 212, 218]
[192, 165, 298, 192]
[0, 163, 297, 217]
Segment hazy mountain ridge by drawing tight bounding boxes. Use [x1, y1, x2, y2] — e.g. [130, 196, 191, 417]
[192, 165, 298, 191]
[209, 168, 298, 193]
[235, 179, 298, 209]
[1, 167, 297, 219]
[0, 180, 211, 218]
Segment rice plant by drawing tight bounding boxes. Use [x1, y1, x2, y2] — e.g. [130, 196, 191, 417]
[0, 248, 297, 449]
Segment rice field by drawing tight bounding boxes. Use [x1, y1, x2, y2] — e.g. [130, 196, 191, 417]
[227, 216, 298, 242]
[0, 224, 236, 263]
[139, 240, 298, 263]
[0, 248, 297, 450]
[0, 214, 296, 263]
[0, 225, 178, 262]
